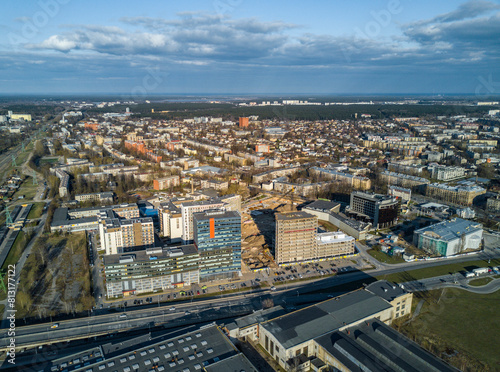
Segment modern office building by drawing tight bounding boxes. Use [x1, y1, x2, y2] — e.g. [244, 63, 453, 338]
[181, 200, 224, 244]
[103, 245, 199, 297]
[349, 191, 399, 229]
[193, 210, 241, 279]
[275, 211, 318, 265]
[413, 218, 483, 256]
[99, 217, 154, 255]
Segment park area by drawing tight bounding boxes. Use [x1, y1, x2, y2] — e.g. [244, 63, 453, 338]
[395, 288, 500, 371]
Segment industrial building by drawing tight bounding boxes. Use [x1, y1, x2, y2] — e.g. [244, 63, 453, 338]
[193, 209, 242, 279]
[258, 281, 423, 371]
[349, 191, 399, 229]
[413, 218, 483, 256]
[103, 245, 199, 297]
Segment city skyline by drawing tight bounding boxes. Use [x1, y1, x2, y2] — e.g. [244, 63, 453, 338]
[1, 0, 500, 94]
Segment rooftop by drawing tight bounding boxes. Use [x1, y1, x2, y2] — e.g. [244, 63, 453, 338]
[260, 289, 392, 349]
[103, 245, 198, 265]
[275, 211, 316, 221]
[414, 218, 483, 242]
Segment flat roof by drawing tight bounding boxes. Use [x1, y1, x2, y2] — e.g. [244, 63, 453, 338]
[103, 245, 198, 265]
[204, 353, 258, 372]
[261, 290, 391, 349]
[414, 218, 483, 242]
[315, 319, 458, 372]
[193, 209, 240, 221]
[275, 211, 316, 221]
[304, 199, 340, 212]
[365, 280, 406, 302]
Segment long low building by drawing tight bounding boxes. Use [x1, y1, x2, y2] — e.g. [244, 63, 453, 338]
[258, 281, 416, 371]
[103, 245, 200, 297]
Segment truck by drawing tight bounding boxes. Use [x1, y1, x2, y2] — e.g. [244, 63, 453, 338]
[472, 267, 489, 276]
[464, 272, 475, 278]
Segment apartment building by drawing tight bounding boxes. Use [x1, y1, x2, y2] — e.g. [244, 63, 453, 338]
[193, 210, 241, 279]
[381, 171, 430, 189]
[99, 217, 154, 255]
[275, 211, 318, 265]
[75, 192, 114, 204]
[425, 183, 486, 206]
[427, 163, 466, 181]
[158, 201, 183, 242]
[153, 175, 180, 190]
[309, 167, 371, 190]
[103, 245, 200, 297]
[388, 185, 411, 203]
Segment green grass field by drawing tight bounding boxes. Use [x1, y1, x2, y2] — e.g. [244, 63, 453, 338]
[368, 249, 406, 264]
[399, 288, 500, 371]
[27, 202, 45, 219]
[468, 277, 494, 287]
[377, 258, 500, 283]
[12, 177, 39, 200]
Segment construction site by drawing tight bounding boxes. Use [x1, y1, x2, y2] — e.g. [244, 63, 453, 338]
[240, 190, 303, 271]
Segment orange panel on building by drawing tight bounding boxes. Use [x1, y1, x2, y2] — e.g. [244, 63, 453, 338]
[209, 218, 215, 239]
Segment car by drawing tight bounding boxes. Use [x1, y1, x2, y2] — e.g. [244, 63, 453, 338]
[119, 314, 127, 318]
[100, 304, 103, 309]
[169, 307, 176, 311]
[270, 286, 276, 291]
[51, 323, 59, 329]
[124, 301, 127, 306]
[197, 290, 200, 295]
[133, 300, 137, 305]
[184, 311, 191, 315]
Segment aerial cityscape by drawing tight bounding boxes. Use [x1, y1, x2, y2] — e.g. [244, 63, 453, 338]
[1, 1, 500, 371]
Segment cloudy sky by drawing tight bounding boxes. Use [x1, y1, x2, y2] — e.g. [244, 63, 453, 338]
[1, 0, 500, 95]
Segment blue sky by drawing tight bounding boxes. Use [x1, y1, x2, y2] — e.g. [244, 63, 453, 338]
[1, 0, 500, 95]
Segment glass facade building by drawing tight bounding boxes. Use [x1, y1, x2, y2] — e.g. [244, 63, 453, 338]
[193, 210, 241, 279]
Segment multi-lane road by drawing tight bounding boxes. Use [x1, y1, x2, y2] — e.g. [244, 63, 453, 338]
[2, 244, 499, 351]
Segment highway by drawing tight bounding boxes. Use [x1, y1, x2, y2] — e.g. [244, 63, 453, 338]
[2, 246, 499, 350]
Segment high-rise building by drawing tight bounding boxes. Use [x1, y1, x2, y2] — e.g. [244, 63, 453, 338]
[181, 200, 224, 244]
[274, 211, 317, 265]
[193, 210, 241, 279]
[99, 217, 154, 255]
[158, 201, 183, 242]
[239, 117, 249, 128]
[349, 191, 399, 229]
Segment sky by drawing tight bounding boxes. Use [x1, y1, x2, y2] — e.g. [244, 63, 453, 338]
[1, 0, 500, 95]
